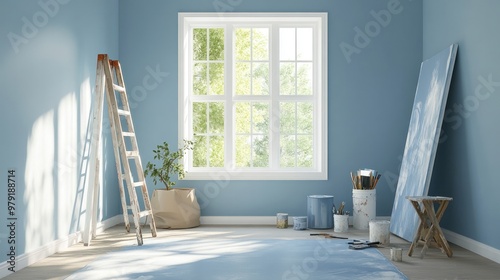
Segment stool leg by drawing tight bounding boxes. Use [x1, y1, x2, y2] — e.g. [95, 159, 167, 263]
[420, 201, 436, 258]
[408, 201, 425, 257]
[423, 200, 453, 257]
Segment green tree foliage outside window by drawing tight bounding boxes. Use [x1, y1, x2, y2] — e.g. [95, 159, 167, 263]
[191, 25, 315, 169]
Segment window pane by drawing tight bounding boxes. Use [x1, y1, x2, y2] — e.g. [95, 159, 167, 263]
[193, 102, 224, 168]
[236, 135, 251, 167]
[280, 62, 296, 95]
[280, 135, 296, 167]
[193, 28, 207, 61]
[236, 28, 269, 96]
[193, 63, 207, 95]
[297, 63, 312, 95]
[297, 102, 313, 134]
[280, 28, 295, 61]
[235, 135, 269, 168]
[209, 102, 224, 134]
[297, 135, 313, 167]
[193, 135, 207, 167]
[236, 103, 270, 135]
[193, 102, 207, 134]
[236, 102, 269, 167]
[235, 62, 251, 95]
[252, 102, 269, 134]
[253, 28, 269, 60]
[252, 62, 269, 95]
[208, 63, 224, 95]
[297, 28, 312, 60]
[235, 28, 251, 61]
[280, 102, 296, 134]
[253, 135, 269, 167]
[209, 28, 224, 61]
[209, 136, 224, 167]
[235, 102, 251, 133]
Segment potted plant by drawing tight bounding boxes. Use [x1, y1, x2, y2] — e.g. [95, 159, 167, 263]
[144, 140, 200, 229]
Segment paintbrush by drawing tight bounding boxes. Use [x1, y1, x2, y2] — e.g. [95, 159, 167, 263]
[350, 172, 356, 189]
[310, 233, 348, 239]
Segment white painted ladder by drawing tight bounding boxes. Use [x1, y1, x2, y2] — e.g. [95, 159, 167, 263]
[84, 54, 157, 246]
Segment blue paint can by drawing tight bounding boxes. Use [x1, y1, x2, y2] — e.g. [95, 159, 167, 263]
[307, 195, 334, 229]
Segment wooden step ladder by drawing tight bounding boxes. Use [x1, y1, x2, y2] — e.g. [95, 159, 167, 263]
[84, 54, 157, 246]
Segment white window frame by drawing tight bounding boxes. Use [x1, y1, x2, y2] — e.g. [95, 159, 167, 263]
[178, 12, 328, 180]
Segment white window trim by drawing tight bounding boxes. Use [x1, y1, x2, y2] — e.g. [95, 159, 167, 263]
[178, 12, 328, 180]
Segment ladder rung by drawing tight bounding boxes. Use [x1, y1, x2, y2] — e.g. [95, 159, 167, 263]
[126, 151, 139, 158]
[132, 181, 144, 188]
[127, 207, 153, 217]
[122, 132, 136, 137]
[117, 109, 130, 116]
[113, 84, 125, 92]
[138, 210, 153, 218]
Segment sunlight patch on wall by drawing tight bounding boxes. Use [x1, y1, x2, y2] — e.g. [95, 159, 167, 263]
[57, 92, 77, 238]
[24, 110, 55, 252]
[71, 77, 93, 232]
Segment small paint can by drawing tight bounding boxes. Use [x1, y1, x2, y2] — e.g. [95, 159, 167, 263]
[333, 214, 349, 233]
[390, 248, 403, 262]
[369, 220, 391, 245]
[293, 216, 307, 230]
[277, 213, 288, 229]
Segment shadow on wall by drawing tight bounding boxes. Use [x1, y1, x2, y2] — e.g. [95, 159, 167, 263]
[23, 78, 99, 252]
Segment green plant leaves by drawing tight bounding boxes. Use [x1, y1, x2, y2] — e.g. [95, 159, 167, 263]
[144, 140, 194, 190]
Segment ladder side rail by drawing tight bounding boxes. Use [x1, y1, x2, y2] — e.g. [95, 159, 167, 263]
[83, 56, 105, 246]
[105, 87, 132, 233]
[89, 157, 100, 240]
[111, 61, 157, 237]
[100, 56, 132, 233]
[110, 61, 141, 184]
[103, 57, 145, 245]
[111, 60, 135, 137]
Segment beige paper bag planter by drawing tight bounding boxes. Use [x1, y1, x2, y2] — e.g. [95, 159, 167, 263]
[144, 140, 199, 229]
[151, 188, 200, 229]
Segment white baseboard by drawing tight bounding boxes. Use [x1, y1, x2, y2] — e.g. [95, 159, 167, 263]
[200, 215, 390, 226]
[443, 228, 500, 264]
[0, 215, 124, 279]
[201, 216, 277, 225]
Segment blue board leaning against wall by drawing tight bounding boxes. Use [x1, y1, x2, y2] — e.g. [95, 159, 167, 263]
[390, 44, 458, 242]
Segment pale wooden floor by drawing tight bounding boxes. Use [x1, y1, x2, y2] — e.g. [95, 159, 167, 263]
[4, 225, 500, 280]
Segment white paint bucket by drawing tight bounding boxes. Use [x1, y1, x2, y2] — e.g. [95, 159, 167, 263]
[369, 220, 390, 245]
[293, 216, 307, 230]
[333, 214, 349, 232]
[352, 189, 376, 230]
[276, 213, 288, 229]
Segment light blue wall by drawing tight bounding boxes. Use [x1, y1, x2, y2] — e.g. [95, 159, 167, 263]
[3, 0, 498, 266]
[424, 0, 500, 250]
[0, 0, 119, 265]
[119, 0, 422, 216]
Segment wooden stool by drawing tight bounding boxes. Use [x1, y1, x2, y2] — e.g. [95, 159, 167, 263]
[406, 196, 453, 258]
